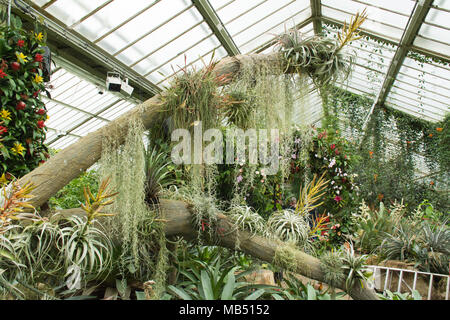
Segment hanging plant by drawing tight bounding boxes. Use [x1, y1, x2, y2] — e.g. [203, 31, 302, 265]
[0, 14, 49, 178]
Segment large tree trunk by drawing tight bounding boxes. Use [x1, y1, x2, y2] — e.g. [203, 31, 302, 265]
[18, 53, 282, 208]
[57, 199, 379, 300]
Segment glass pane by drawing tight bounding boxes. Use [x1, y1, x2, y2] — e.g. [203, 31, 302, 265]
[44, 0, 109, 27]
[321, 5, 405, 41]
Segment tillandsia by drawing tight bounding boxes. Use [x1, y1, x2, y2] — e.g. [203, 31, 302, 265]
[0, 179, 38, 232]
[80, 177, 118, 225]
[295, 172, 329, 216]
[276, 10, 367, 86]
[161, 54, 234, 132]
[227, 204, 266, 235]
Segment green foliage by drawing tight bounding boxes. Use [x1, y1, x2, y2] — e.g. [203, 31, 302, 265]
[223, 88, 256, 129]
[49, 170, 99, 210]
[227, 204, 265, 235]
[319, 251, 345, 288]
[352, 201, 406, 253]
[279, 273, 341, 300]
[378, 289, 422, 301]
[168, 246, 279, 300]
[278, 11, 366, 87]
[267, 209, 310, 245]
[377, 204, 450, 275]
[340, 245, 371, 293]
[99, 118, 165, 283]
[161, 56, 229, 132]
[0, 180, 115, 299]
[290, 127, 359, 220]
[0, 14, 49, 178]
[144, 145, 173, 204]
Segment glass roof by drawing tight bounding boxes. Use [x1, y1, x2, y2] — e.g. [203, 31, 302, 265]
[19, 0, 449, 151]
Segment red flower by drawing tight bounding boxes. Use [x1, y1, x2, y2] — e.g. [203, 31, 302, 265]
[0, 69, 7, 79]
[330, 144, 336, 150]
[335, 149, 340, 155]
[37, 120, 46, 129]
[39, 160, 46, 165]
[0, 126, 7, 135]
[37, 108, 46, 115]
[33, 91, 40, 98]
[17, 40, 25, 47]
[35, 54, 44, 62]
[16, 101, 26, 110]
[334, 195, 343, 202]
[11, 62, 20, 71]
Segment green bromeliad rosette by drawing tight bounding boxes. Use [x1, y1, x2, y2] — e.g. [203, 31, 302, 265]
[0, 14, 49, 179]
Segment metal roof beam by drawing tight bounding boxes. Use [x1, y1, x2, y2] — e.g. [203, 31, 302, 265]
[42, 96, 111, 123]
[361, 0, 433, 130]
[192, 0, 240, 56]
[46, 98, 121, 146]
[310, 0, 322, 35]
[375, 0, 433, 108]
[14, 0, 162, 100]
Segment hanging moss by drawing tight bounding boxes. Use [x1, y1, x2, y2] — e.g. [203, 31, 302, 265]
[319, 251, 345, 288]
[99, 116, 167, 283]
[273, 244, 298, 272]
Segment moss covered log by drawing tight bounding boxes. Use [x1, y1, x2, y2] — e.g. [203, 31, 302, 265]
[18, 53, 283, 208]
[57, 198, 379, 300]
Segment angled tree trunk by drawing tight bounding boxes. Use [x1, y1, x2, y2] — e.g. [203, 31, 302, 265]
[58, 199, 379, 300]
[18, 53, 282, 208]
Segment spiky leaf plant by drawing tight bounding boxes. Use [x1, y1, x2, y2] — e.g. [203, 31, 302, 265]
[277, 10, 367, 86]
[227, 205, 266, 235]
[0, 224, 26, 299]
[341, 244, 371, 293]
[379, 222, 419, 262]
[267, 209, 310, 245]
[295, 173, 329, 216]
[161, 55, 232, 132]
[59, 214, 113, 288]
[20, 218, 65, 282]
[222, 89, 256, 129]
[418, 221, 450, 274]
[144, 146, 173, 205]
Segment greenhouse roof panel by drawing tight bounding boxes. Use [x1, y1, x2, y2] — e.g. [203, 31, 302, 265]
[19, 0, 449, 150]
[209, 0, 312, 53]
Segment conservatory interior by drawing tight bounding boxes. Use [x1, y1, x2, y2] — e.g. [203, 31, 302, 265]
[0, 0, 449, 301]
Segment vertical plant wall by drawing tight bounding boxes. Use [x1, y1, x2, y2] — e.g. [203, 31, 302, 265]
[0, 14, 49, 179]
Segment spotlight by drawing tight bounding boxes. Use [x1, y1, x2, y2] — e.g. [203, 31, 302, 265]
[106, 71, 122, 92]
[120, 78, 134, 96]
[106, 72, 134, 96]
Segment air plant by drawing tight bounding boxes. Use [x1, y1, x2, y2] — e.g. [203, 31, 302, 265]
[161, 54, 233, 132]
[80, 177, 117, 225]
[277, 10, 368, 86]
[267, 209, 310, 245]
[59, 177, 118, 288]
[340, 243, 372, 293]
[295, 173, 329, 217]
[0, 180, 38, 232]
[228, 205, 266, 235]
[144, 146, 173, 205]
[222, 89, 256, 129]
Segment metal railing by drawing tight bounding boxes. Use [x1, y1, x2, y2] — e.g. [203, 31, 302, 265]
[368, 265, 450, 300]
